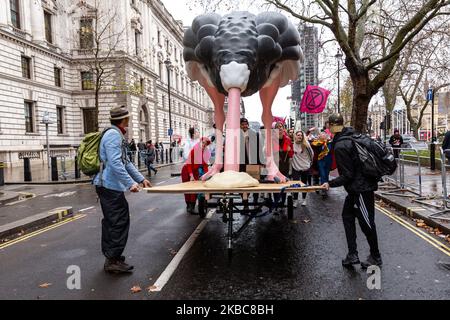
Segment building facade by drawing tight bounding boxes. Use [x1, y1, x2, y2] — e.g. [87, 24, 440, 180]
[0, 0, 213, 166]
[290, 23, 319, 130]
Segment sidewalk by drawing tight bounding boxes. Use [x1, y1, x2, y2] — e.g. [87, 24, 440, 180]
[2, 159, 182, 184]
[376, 163, 450, 235]
[0, 161, 183, 242]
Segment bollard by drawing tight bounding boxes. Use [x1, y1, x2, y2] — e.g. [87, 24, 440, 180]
[165, 149, 169, 164]
[74, 156, 80, 179]
[24, 158, 32, 182]
[0, 161, 4, 186]
[138, 151, 142, 168]
[51, 157, 58, 181]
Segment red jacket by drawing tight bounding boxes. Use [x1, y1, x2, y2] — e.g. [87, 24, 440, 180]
[183, 146, 209, 177]
[274, 134, 294, 158]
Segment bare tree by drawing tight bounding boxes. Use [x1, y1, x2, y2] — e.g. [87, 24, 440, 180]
[374, 14, 450, 138]
[77, 0, 126, 131]
[192, 0, 450, 132]
[340, 77, 353, 125]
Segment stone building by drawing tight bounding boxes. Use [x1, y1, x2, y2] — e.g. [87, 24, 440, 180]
[0, 0, 213, 166]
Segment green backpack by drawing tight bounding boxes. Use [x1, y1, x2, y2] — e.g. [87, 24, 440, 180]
[77, 128, 111, 176]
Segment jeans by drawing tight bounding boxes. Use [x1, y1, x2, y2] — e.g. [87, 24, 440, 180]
[318, 155, 332, 184]
[291, 169, 309, 200]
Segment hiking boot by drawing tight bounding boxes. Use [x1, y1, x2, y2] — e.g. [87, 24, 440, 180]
[342, 253, 360, 268]
[361, 255, 383, 269]
[104, 258, 133, 274]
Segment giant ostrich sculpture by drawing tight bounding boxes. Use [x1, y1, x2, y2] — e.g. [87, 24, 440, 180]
[183, 11, 303, 182]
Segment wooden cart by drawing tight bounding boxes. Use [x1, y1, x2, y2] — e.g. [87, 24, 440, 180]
[145, 181, 325, 260]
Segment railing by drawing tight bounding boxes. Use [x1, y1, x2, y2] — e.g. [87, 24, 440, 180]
[427, 148, 450, 221]
[379, 147, 422, 198]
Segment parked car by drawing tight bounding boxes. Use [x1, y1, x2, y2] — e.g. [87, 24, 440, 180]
[384, 135, 428, 150]
[402, 135, 428, 150]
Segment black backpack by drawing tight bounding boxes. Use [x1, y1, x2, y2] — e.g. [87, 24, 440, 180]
[340, 134, 397, 180]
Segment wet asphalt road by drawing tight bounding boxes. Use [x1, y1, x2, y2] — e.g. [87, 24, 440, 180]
[0, 165, 449, 300]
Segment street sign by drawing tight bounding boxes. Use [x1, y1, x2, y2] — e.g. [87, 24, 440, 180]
[168, 128, 173, 136]
[427, 88, 434, 101]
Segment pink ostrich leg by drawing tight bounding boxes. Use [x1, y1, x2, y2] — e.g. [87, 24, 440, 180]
[259, 74, 286, 182]
[224, 88, 241, 172]
[200, 83, 226, 181]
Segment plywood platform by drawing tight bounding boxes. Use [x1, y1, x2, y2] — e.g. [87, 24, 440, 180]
[144, 181, 325, 194]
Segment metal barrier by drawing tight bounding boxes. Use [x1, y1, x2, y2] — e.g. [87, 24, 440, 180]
[379, 147, 422, 198]
[427, 148, 450, 221]
[59, 156, 70, 180]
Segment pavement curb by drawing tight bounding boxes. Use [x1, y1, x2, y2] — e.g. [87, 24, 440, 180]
[0, 191, 22, 205]
[0, 207, 74, 243]
[375, 192, 450, 235]
[3, 162, 182, 185]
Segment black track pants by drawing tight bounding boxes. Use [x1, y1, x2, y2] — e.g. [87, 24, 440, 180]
[342, 191, 380, 257]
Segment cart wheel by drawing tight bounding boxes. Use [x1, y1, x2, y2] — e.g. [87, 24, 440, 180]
[198, 198, 207, 218]
[287, 195, 294, 220]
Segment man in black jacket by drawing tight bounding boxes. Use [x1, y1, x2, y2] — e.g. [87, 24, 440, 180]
[322, 114, 382, 269]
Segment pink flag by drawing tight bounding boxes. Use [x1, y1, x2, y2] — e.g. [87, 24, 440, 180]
[272, 116, 286, 124]
[300, 85, 330, 114]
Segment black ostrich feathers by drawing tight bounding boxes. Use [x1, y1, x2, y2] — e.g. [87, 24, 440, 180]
[183, 11, 302, 97]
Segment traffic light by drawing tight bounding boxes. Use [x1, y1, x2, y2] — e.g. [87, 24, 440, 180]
[289, 118, 294, 129]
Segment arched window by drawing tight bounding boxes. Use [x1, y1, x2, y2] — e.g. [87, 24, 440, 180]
[139, 105, 149, 142]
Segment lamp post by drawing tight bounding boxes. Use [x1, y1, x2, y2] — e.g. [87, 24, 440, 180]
[335, 49, 343, 114]
[41, 111, 51, 168]
[427, 87, 436, 170]
[164, 58, 173, 163]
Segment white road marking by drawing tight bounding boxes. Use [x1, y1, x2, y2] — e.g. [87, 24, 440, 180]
[149, 209, 215, 292]
[43, 191, 77, 198]
[155, 177, 178, 186]
[78, 206, 95, 212]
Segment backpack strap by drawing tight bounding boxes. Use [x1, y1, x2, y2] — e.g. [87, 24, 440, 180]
[97, 127, 113, 187]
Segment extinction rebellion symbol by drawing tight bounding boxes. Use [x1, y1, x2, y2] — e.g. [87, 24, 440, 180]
[304, 88, 325, 111]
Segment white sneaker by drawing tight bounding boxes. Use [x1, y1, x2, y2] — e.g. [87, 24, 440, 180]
[301, 200, 307, 206]
[293, 200, 298, 208]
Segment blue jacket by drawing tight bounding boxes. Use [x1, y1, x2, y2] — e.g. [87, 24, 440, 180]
[93, 125, 145, 192]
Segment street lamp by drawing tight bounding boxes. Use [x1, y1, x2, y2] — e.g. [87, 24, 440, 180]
[41, 111, 51, 168]
[427, 87, 436, 170]
[335, 49, 343, 114]
[164, 58, 173, 163]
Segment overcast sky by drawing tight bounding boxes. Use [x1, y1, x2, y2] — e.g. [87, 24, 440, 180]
[160, 0, 293, 124]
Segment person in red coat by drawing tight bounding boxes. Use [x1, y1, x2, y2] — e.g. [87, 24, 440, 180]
[272, 122, 294, 213]
[181, 137, 211, 214]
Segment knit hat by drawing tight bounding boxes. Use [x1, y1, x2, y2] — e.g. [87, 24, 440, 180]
[110, 105, 130, 121]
